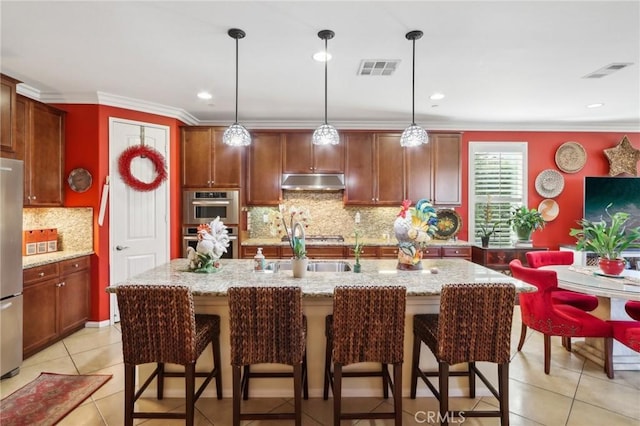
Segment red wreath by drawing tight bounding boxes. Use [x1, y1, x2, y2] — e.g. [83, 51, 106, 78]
[117, 145, 167, 191]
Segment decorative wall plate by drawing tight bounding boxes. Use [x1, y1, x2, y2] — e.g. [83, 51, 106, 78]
[434, 209, 462, 240]
[555, 141, 587, 173]
[534, 169, 564, 198]
[538, 199, 559, 222]
[67, 168, 92, 193]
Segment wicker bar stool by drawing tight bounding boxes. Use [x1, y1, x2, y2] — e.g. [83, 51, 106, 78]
[410, 284, 516, 426]
[115, 285, 222, 426]
[325, 286, 406, 425]
[228, 286, 306, 426]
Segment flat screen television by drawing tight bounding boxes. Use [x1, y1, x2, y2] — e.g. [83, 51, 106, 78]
[584, 176, 640, 230]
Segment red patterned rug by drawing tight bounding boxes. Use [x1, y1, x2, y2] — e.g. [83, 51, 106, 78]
[0, 372, 112, 426]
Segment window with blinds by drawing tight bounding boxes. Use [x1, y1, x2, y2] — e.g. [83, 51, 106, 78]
[469, 142, 528, 245]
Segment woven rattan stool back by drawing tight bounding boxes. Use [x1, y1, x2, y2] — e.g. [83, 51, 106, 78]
[332, 286, 406, 365]
[228, 286, 305, 366]
[437, 283, 515, 365]
[116, 285, 199, 366]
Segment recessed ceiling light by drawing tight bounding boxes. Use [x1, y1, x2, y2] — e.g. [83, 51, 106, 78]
[587, 103, 604, 108]
[429, 92, 445, 100]
[197, 91, 212, 100]
[313, 51, 332, 62]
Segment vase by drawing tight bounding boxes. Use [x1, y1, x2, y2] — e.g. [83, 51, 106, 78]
[481, 236, 490, 247]
[515, 227, 532, 242]
[292, 258, 308, 278]
[396, 244, 423, 271]
[598, 258, 625, 275]
[353, 263, 361, 273]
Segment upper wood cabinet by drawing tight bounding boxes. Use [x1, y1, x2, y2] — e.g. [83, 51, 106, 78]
[404, 132, 461, 206]
[246, 132, 283, 205]
[282, 131, 344, 174]
[344, 132, 404, 206]
[0, 74, 20, 158]
[16, 95, 65, 206]
[181, 127, 242, 188]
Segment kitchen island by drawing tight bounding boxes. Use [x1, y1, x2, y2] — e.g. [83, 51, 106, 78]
[107, 258, 534, 398]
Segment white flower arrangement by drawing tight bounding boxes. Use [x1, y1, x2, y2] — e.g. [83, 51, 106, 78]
[186, 217, 230, 273]
[268, 205, 311, 238]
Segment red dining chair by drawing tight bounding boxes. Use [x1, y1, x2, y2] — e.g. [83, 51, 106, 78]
[526, 251, 599, 351]
[624, 300, 640, 321]
[509, 259, 613, 377]
[606, 320, 640, 379]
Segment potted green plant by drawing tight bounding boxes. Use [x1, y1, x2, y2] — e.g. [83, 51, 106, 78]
[477, 197, 497, 247]
[284, 220, 307, 278]
[569, 204, 640, 275]
[507, 205, 545, 242]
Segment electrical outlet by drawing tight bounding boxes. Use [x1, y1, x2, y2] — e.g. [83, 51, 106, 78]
[263, 214, 269, 223]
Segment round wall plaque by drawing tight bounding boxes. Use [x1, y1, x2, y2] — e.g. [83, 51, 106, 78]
[67, 168, 93, 193]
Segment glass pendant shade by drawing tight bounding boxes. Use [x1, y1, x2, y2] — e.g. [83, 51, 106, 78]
[222, 123, 251, 147]
[400, 124, 428, 147]
[312, 123, 339, 145]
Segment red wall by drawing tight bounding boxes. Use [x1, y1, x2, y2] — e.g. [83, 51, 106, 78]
[456, 131, 639, 249]
[57, 103, 183, 322]
[55, 103, 640, 323]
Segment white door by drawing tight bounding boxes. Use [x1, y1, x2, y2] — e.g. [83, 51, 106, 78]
[109, 118, 170, 323]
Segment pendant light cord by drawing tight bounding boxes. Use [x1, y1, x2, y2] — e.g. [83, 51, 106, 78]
[411, 37, 416, 126]
[324, 37, 328, 125]
[234, 36, 239, 124]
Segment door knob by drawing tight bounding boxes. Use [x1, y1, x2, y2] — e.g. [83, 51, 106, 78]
[115, 245, 130, 251]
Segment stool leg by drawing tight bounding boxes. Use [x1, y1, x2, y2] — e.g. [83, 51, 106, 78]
[393, 362, 402, 426]
[185, 363, 195, 426]
[212, 337, 223, 399]
[333, 363, 343, 426]
[410, 333, 421, 399]
[302, 350, 309, 400]
[498, 362, 509, 426]
[124, 363, 135, 426]
[232, 365, 242, 426]
[439, 361, 450, 426]
[323, 335, 332, 400]
[293, 363, 302, 426]
[544, 334, 551, 374]
[468, 361, 476, 399]
[381, 363, 389, 399]
[157, 362, 165, 399]
[242, 365, 250, 400]
[517, 323, 527, 351]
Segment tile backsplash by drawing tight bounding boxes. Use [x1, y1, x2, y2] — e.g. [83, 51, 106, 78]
[247, 192, 398, 239]
[23, 208, 93, 252]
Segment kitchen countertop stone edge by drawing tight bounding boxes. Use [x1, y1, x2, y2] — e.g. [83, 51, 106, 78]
[23, 250, 94, 269]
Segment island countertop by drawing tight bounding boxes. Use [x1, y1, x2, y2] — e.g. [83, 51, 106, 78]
[241, 237, 471, 247]
[106, 258, 534, 297]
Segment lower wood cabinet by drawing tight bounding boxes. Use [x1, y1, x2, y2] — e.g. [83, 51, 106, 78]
[471, 245, 547, 272]
[241, 244, 471, 260]
[23, 256, 90, 358]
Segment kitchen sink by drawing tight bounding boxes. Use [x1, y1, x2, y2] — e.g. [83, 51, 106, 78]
[264, 260, 352, 272]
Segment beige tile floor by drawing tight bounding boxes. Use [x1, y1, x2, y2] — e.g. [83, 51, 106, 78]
[2, 307, 639, 425]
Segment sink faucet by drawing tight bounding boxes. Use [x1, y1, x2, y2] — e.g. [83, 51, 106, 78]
[292, 220, 305, 241]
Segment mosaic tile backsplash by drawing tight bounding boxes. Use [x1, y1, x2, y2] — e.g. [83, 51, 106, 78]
[23, 208, 94, 252]
[247, 192, 399, 239]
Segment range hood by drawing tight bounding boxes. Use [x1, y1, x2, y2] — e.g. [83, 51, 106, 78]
[281, 173, 345, 191]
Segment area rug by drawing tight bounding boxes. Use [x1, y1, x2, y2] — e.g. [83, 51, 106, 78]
[0, 372, 112, 426]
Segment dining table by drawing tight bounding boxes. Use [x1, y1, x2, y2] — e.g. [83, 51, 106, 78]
[540, 264, 640, 371]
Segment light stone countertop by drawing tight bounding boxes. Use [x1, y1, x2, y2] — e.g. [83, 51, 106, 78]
[241, 237, 471, 247]
[106, 258, 534, 297]
[23, 250, 94, 269]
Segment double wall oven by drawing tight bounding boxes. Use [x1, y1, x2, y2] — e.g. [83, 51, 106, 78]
[182, 190, 240, 258]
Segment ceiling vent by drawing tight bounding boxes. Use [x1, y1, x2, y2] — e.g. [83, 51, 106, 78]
[357, 60, 400, 76]
[583, 62, 633, 79]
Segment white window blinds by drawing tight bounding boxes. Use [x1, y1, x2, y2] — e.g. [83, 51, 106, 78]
[469, 142, 528, 245]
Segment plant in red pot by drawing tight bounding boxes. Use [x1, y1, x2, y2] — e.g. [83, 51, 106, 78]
[570, 204, 640, 276]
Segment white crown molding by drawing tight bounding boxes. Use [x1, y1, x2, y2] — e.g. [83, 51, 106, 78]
[13, 88, 640, 132]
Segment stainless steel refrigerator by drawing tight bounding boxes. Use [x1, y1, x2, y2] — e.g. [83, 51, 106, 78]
[0, 158, 23, 378]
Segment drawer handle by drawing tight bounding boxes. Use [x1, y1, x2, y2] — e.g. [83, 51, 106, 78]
[73, 263, 79, 268]
[39, 272, 45, 277]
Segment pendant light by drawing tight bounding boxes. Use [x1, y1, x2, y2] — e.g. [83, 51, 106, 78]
[400, 30, 428, 147]
[223, 28, 251, 147]
[312, 29, 339, 146]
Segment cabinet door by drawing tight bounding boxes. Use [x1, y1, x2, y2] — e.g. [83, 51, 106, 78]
[1, 75, 19, 157]
[211, 129, 242, 188]
[432, 134, 461, 205]
[25, 100, 64, 206]
[305, 246, 345, 259]
[246, 132, 282, 205]
[379, 246, 399, 258]
[313, 141, 344, 173]
[23, 279, 58, 358]
[344, 132, 375, 205]
[375, 133, 405, 205]
[283, 132, 313, 173]
[57, 268, 90, 336]
[241, 245, 280, 259]
[182, 127, 213, 188]
[405, 142, 432, 203]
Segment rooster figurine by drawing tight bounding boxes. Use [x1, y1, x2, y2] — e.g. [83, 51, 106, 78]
[393, 199, 438, 270]
[187, 217, 230, 273]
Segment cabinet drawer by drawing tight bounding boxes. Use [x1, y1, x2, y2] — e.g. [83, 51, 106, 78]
[442, 246, 471, 258]
[421, 246, 442, 258]
[59, 256, 90, 275]
[379, 246, 399, 258]
[241, 246, 280, 259]
[305, 246, 345, 259]
[485, 250, 517, 267]
[24, 263, 59, 285]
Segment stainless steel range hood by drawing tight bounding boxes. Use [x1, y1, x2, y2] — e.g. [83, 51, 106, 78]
[281, 173, 345, 191]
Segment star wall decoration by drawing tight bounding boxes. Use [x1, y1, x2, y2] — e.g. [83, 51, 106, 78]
[603, 135, 640, 176]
